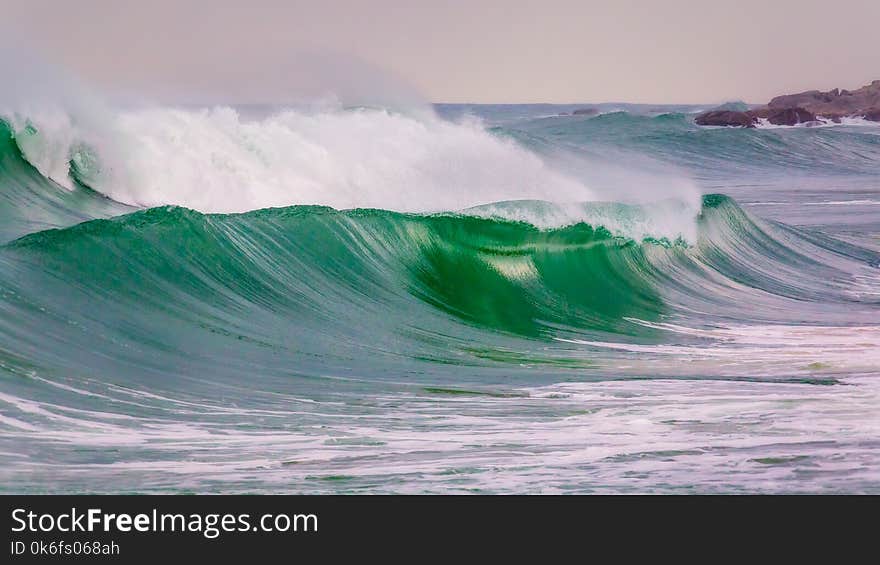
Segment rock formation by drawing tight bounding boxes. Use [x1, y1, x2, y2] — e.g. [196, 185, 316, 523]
[695, 80, 880, 127]
[693, 110, 757, 127]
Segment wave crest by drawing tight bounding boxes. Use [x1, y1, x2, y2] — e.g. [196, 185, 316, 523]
[1, 103, 702, 241]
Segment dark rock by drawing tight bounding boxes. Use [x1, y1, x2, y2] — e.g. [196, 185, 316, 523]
[695, 106, 814, 127]
[863, 107, 880, 122]
[752, 107, 816, 125]
[769, 89, 835, 108]
[572, 108, 598, 116]
[767, 81, 880, 117]
[694, 110, 756, 127]
[696, 80, 880, 127]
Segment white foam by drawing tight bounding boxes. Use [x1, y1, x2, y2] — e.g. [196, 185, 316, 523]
[753, 116, 880, 129]
[2, 102, 701, 240]
[467, 198, 699, 242]
[556, 323, 880, 375]
[7, 105, 589, 210]
[5, 373, 880, 493]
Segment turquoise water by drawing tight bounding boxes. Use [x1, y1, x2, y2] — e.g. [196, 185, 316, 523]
[1, 104, 878, 493]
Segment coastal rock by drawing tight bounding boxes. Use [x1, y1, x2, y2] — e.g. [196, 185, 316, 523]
[695, 80, 880, 127]
[752, 107, 816, 126]
[768, 80, 880, 117]
[862, 107, 880, 122]
[768, 89, 839, 109]
[694, 110, 756, 127]
[572, 108, 598, 116]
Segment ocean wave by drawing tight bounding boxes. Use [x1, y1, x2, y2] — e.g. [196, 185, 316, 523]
[505, 108, 880, 177]
[2, 101, 879, 493]
[1, 102, 707, 243]
[1, 194, 875, 374]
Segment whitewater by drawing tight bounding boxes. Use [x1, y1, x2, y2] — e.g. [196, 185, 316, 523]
[1, 96, 878, 493]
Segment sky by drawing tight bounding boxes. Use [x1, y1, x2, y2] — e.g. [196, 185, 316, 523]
[6, 0, 880, 104]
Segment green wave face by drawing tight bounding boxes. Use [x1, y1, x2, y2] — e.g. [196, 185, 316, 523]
[3, 204, 667, 354]
[405, 216, 665, 338]
[2, 192, 876, 395]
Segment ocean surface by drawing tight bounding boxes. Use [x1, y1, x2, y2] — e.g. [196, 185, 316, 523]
[1, 100, 878, 493]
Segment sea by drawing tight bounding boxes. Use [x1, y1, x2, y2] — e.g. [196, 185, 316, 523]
[1, 98, 878, 493]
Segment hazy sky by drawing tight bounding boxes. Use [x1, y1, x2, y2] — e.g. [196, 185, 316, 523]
[7, 0, 880, 104]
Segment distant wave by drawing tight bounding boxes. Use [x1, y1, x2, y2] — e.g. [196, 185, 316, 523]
[500, 108, 880, 177]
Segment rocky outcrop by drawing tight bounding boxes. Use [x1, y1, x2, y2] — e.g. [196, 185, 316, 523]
[767, 80, 880, 118]
[572, 108, 598, 116]
[695, 80, 880, 127]
[694, 110, 756, 127]
[753, 107, 816, 126]
[694, 106, 815, 127]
